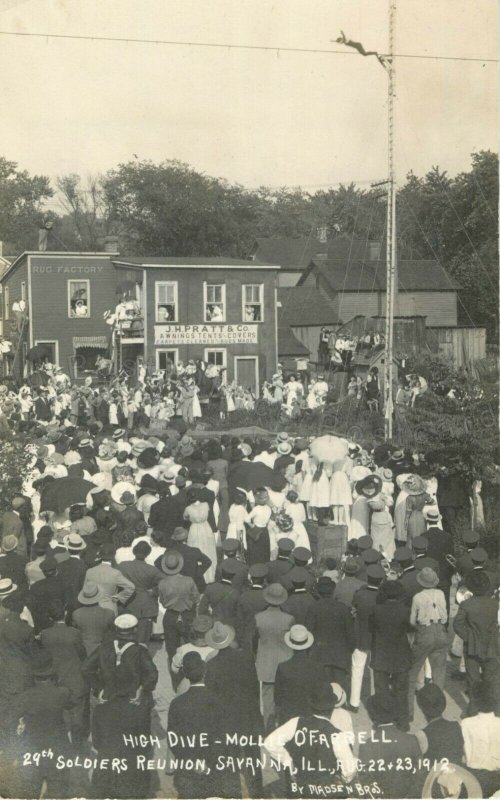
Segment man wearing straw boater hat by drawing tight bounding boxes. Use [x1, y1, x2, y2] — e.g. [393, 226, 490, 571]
[274, 624, 323, 724]
[72, 581, 115, 656]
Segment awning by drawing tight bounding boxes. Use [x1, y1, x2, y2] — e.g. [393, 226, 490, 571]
[73, 336, 108, 350]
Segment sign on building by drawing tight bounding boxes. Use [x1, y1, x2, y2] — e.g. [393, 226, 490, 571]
[154, 324, 258, 346]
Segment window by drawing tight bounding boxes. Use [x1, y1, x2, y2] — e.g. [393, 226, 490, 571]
[155, 282, 178, 322]
[205, 348, 227, 383]
[204, 283, 226, 322]
[68, 279, 90, 318]
[242, 284, 264, 322]
[4, 286, 9, 320]
[21, 282, 26, 302]
[34, 340, 59, 366]
[156, 349, 178, 371]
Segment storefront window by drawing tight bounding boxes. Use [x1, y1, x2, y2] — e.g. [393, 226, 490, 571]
[68, 280, 90, 318]
[204, 283, 226, 322]
[156, 282, 178, 322]
[242, 284, 263, 322]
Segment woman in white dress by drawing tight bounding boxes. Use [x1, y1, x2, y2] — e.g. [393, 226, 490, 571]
[309, 462, 332, 526]
[298, 452, 315, 519]
[329, 458, 352, 526]
[184, 496, 217, 583]
[368, 494, 395, 560]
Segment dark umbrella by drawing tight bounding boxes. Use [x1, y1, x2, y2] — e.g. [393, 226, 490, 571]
[40, 477, 94, 513]
[228, 461, 286, 494]
[27, 344, 51, 362]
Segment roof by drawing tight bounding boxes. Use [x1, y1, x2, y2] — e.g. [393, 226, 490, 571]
[277, 286, 338, 326]
[306, 258, 458, 292]
[1, 251, 119, 282]
[254, 237, 328, 269]
[114, 257, 278, 269]
[278, 327, 310, 357]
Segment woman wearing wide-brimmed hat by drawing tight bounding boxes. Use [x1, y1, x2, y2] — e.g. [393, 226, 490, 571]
[403, 474, 432, 547]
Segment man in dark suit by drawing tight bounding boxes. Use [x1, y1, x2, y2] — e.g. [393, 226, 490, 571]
[40, 600, 87, 744]
[1, 497, 27, 556]
[157, 526, 211, 592]
[349, 564, 385, 712]
[306, 576, 355, 689]
[370, 580, 412, 729]
[199, 561, 240, 626]
[360, 689, 424, 798]
[395, 547, 421, 603]
[205, 622, 263, 797]
[33, 387, 52, 422]
[274, 624, 324, 724]
[157, 477, 189, 540]
[412, 536, 440, 574]
[168, 651, 239, 799]
[215, 538, 248, 591]
[283, 567, 316, 625]
[236, 563, 268, 649]
[266, 537, 294, 585]
[455, 530, 480, 578]
[423, 512, 455, 614]
[27, 557, 66, 634]
[453, 571, 500, 712]
[57, 532, 87, 615]
[148, 482, 175, 540]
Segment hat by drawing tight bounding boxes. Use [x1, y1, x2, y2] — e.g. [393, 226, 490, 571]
[175, 475, 187, 488]
[0, 578, 17, 597]
[114, 614, 138, 631]
[366, 690, 398, 724]
[355, 474, 382, 498]
[343, 557, 360, 576]
[11, 497, 25, 510]
[276, 432, 289, 442]
[78, 438, 92, 449]
[293, 547, 311, 564]
[98, 442, 117, 460]
[361, 548, 380, 565]
[137, 448, 159, 470]
[171, 527, 188, 542]
[289, 566, 309, 586]
[222, 538, 240, 554]
[239, 443, 252, 458]
[394, 546, 413, 563]
[161, 551, 184, 575]
[463, 530, 480, 546]
[276, 513, 294, 533]
[277, 442, 292, 456]
[163, 469, 177, 483]
[381, 579, 405, 599]
[380, 467, 393, 481]
[63, 532, 86, 551]
[416, 567, 439, 589]
[140, 474, 159, 492]
[471, 547, 488, 564]
[178, 443, 194, 457]
[390, 449, 405, 463]
[277, 537, 294, 554]
[112, 428, 126, 440]
[331, 682, 347, 708]
[191, 615, 214, 635]
[357, 535, 373, 551]
[1, 535, 18, 553]
[294, 438, 308, 451]
[402, 474, 427, 495]
[412, 536, 428, 552]
[366, 564, 386, 583]
[249, 563, 268, 580]
[111, 481, 136, 505]
[40, 556, 58, 575]
[77, 581, 103, 605]
[205, 621, 236, 650]
[310, 683, 336, 714]
[263, 582, 288, 606]
[64, 450, 82, 466]
[221, 558, 239, 577]
[316, 576, 335, 595]
[284, 624, 314, 650]
[424, 508, 440, 524]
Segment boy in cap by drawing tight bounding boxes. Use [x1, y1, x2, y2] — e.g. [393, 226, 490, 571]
[266, 537, 294, 585]
[282, 567, 316, 625]
[82, 613, 158, 709]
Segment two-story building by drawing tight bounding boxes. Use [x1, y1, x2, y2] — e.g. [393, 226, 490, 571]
[1, 252, 280, 395]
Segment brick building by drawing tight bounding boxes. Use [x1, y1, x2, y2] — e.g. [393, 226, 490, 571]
[1, 252, 280, 395]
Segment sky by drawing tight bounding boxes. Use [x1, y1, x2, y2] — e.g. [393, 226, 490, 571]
[0, 0, 497, 211]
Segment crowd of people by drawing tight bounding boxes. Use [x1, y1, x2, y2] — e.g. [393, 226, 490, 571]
[0, 363, 498, 799]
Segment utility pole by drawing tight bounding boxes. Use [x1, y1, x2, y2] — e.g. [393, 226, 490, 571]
[383, 0, 397, 441]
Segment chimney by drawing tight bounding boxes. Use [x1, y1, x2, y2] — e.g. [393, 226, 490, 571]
[368, 240, 382, 261]
[104, 235, 119, 253]
[316, 226, 328, 243]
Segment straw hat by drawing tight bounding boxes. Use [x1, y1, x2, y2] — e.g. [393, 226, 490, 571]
[263, 582, 288, 606]
[284, 624, 314, 650]
[416, 567, 439, 589]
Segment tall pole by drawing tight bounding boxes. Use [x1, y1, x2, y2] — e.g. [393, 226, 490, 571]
[384, 0, 396, 441]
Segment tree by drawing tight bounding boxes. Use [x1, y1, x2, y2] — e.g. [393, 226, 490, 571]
[55, 173, 115, 251]
[0, 158, 53, 253]
[102, 159, 264, 257]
